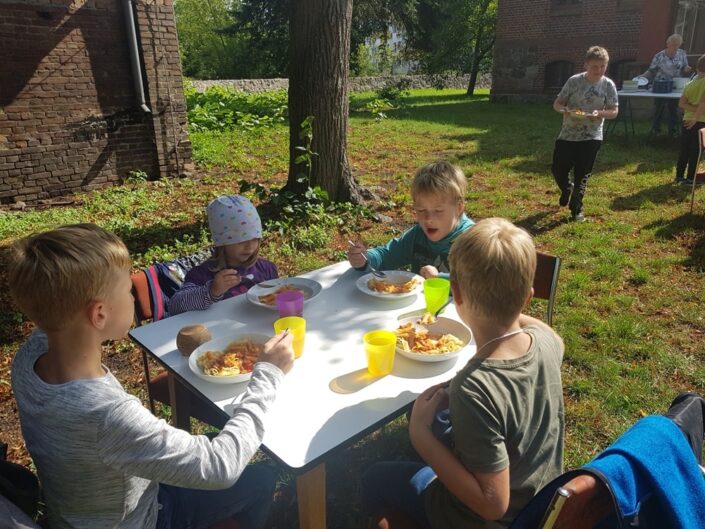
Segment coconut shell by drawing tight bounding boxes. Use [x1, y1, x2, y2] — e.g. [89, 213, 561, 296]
[176, 324, 211, 356]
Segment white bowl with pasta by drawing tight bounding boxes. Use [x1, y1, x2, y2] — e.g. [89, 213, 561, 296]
[188, 334, 268, 384]
[394, 316, 472, 362]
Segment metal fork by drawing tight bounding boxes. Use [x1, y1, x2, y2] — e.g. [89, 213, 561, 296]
[348, 240, 386, 278]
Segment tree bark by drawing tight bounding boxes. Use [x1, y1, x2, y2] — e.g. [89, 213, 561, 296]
[287, 0, 362, 202]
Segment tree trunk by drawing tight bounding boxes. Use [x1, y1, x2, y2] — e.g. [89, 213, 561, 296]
[467, 68, 479, 96]
[287, 0, 362, 202]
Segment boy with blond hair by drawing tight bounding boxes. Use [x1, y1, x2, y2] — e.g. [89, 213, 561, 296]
[362, 218, 565, 529]
[675, 54, 705, 184]
[552, 45, 618, 222]
[348, 160, 474, 279]
[9, 223, 294, 529]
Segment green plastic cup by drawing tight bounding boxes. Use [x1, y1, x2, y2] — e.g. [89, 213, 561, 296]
[423, 278, 450, 315]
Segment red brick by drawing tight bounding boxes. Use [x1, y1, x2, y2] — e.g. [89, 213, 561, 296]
[0, 0, 189, 204]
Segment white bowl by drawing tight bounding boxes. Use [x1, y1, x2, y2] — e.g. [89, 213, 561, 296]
[355, 271, 423, 299]
[673, 77, 688, 90]
[188, 334, 268, 384]
[246, 277, 322, 310]
[394, 316, 472, 362]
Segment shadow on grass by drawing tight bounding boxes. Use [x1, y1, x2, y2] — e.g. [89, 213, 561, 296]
[515, 210, 571, 237]
[610, 183, 692, 211]
[645, 212, 705, 270]
[386, 94, 682, 176]
[111, 180, 304, 258]
[401, 92, 486, 106]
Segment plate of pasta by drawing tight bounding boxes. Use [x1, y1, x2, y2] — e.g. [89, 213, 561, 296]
[394, 315, 472, 362]
[355, 271, 423, 299]
[188, 334, 267, 383]
[246, 277, 322, 310]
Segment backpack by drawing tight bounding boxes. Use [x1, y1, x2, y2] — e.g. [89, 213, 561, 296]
[0, 442, 40, 525]
[136, 248, 212, 322]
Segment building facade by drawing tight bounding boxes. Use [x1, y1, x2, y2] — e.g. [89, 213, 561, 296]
[492, 0, 704, 101]
[0, 0, 191, 205]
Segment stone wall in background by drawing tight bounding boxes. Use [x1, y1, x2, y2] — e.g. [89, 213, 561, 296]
[0, 0, 191, 206]
[190, 73, 493, 94]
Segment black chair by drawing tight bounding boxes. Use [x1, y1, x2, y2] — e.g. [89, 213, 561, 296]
[534, 251, 562, 326]
[511, 393, 705, 529]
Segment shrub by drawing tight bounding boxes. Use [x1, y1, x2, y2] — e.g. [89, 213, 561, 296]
[184, 84, 287, 132]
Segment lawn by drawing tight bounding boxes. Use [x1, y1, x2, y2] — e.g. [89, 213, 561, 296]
[1, 88, 704, 528]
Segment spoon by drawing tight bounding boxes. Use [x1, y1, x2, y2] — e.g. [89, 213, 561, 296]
[347, 240, 386, 278]
[434, 297, 453, 318]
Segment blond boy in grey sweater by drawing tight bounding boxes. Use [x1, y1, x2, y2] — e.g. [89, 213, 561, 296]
[9, 224, 294, 529]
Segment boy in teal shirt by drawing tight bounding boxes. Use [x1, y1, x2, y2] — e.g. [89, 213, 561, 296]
[347, 160, 474, 279]
[676, 54, 705, 184]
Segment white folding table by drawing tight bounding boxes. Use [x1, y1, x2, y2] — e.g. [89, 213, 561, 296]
[607, 89, 683, 137]
[129, 261, 476, 529]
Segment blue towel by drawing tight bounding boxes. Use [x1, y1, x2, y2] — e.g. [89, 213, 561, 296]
[585, 415, 705, 529]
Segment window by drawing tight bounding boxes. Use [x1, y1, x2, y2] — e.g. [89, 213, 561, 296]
[545, 61, 575, 93]
[608, 59, 639, 89]
[617, 0, 642, 11]
[551, 0, 581, 16]
[675, 0, 705, 54]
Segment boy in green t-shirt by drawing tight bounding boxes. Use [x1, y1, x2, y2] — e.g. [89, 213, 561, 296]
[361, 218, 565, 529]
[675, 54, 705, 185]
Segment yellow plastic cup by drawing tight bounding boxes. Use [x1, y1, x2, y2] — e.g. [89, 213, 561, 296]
[424, 278, 450, 315]
[274, 316, 306, 359]
[363, 330, 396, 376]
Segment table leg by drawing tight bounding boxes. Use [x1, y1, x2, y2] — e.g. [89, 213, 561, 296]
[625, 97, 634, 136]
[167, 372, 191, 431]
[296, 463, 326, 529]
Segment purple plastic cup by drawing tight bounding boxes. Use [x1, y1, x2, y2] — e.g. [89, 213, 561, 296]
[275, 290, 304, 317]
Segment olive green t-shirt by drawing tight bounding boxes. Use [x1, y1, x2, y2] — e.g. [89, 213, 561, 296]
[425, 323, 565, 529]
[682, 76, 705, 123]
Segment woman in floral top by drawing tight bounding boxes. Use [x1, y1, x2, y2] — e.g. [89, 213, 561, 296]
[641, 34, 693, 136]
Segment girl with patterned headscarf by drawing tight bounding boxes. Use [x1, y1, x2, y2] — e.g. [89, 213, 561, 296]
[169, 195, 278, 314]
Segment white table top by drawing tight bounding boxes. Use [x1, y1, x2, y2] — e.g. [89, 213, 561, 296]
[129, 261, 476, 471]
[617, 89, 682, 99]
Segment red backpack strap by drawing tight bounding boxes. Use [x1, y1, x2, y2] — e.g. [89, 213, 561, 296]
[130, 271, 152, 322]
[145, 265, 165, 321]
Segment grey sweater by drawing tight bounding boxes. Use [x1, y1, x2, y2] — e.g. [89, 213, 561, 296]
[11, 331, 284, 529]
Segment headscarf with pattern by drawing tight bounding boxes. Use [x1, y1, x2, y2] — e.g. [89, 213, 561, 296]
[207, 195, 262, 247]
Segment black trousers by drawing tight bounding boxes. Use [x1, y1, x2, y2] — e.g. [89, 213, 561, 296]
[676, 121, 705, 181]
[551, 139, 602, 215]
[652, 98, 680, 134]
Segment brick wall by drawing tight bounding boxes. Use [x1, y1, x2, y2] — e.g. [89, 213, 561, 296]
[0, 0, 191, 205]
[492, 0, 675, 101]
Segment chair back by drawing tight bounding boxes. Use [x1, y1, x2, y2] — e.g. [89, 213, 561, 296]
[508, 468, 622, 529]
[131, 267, 166, 324]
[699, 127, 705, 176]
[538, 474, 618, 529]
[533, 252, 561, 326]
[691, 128, 705, 213]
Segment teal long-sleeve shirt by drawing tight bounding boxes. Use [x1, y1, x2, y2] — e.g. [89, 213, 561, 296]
[360, 214, 474, 278]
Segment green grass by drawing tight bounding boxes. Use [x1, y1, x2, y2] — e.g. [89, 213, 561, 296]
[2, 87, 705, 528]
